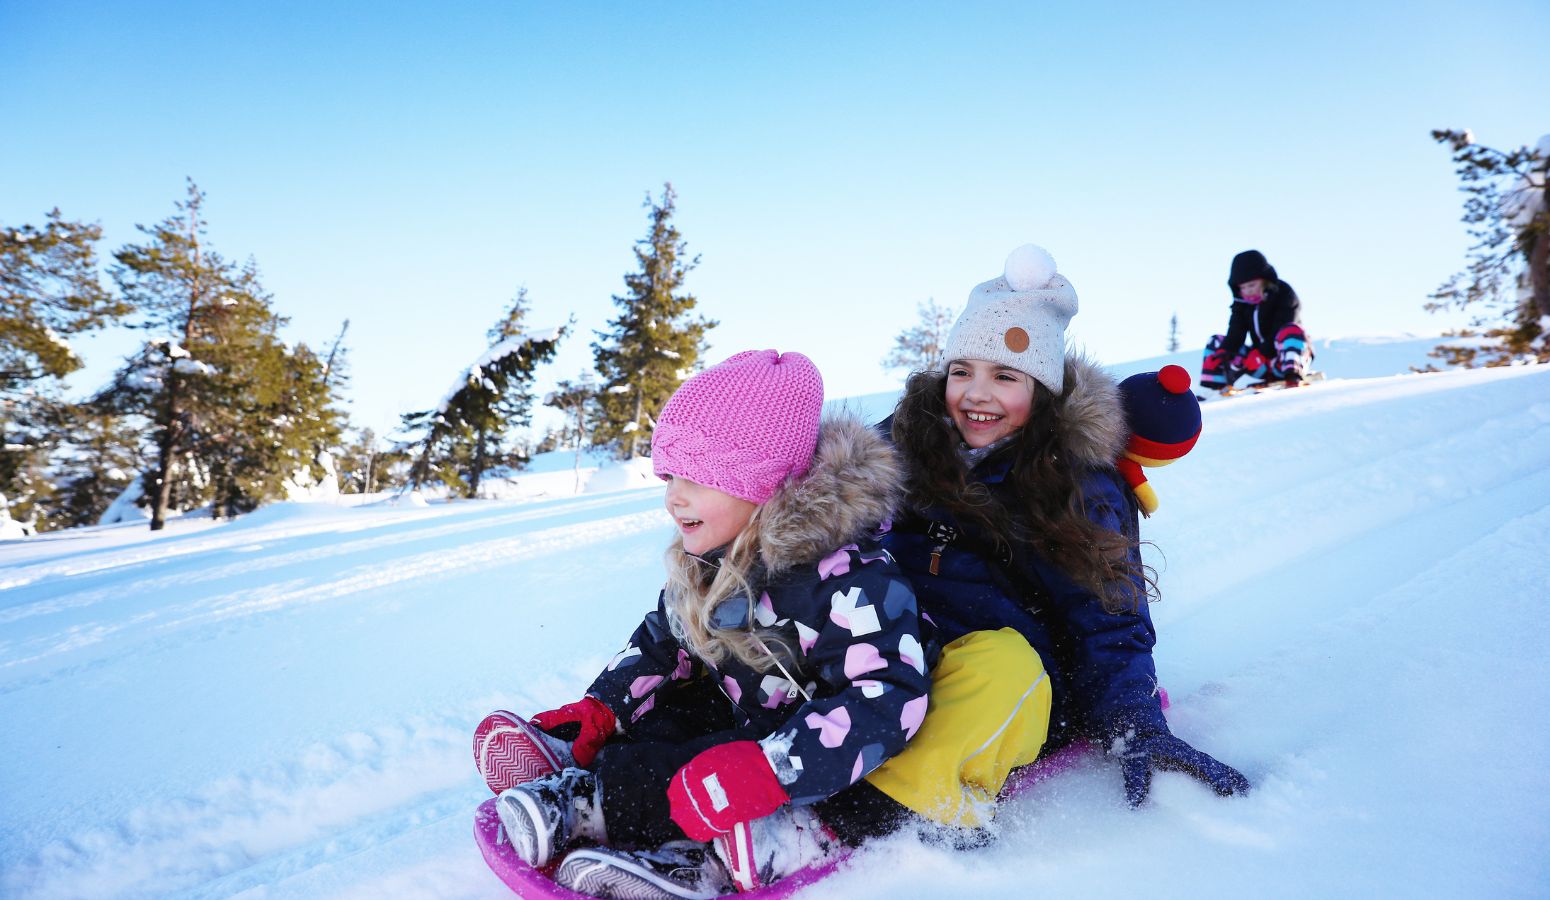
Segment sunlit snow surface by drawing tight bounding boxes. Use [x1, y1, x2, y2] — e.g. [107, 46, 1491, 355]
[3, 341, 1548, 898]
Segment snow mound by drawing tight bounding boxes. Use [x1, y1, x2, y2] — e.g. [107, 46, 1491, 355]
[584, 456, 659, 493]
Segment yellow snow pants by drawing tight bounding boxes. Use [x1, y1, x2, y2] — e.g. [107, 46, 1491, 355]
[864, 628, 1052, 827]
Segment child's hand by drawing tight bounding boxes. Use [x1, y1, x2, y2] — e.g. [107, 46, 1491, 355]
[1110, 725, 1250, 807]
[530, 696, 617, 767]
[667, 741, 790, 841]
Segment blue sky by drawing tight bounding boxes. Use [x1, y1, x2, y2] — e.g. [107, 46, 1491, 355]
[3, 1, 1545, 439]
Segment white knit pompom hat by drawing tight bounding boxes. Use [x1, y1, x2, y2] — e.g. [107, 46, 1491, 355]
[941, 244, 1078, 393]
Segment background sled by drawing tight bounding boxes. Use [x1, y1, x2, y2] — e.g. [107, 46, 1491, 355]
[1202, 370, 1326, 400]
[474, 741, 1095, 898]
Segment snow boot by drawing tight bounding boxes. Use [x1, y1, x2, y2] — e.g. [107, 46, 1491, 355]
[475, 710, 576, 794]
[711, 805, 839, 892]
[554, 841, 734, 900]
[496, 767, 603, 868]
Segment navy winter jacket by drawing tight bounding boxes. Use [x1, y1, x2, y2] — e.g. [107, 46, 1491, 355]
[881, 356, 1169, 748]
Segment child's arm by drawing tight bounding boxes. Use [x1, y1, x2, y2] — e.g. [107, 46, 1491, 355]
[581, 590, 697, 732]
[668, 557, 930, 840]
[755, 561, 932, 807]
[1026, 470, 1166, 738]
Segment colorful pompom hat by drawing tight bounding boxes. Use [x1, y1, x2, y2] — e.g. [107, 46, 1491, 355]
[1116, 365, 1202, 515]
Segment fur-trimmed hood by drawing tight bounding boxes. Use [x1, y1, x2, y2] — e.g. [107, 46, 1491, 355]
[757, 415, 904, 574]
[1054, 352, 1129, 471]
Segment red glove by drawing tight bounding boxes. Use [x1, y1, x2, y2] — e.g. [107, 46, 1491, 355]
[1203, 350, 1227, 371]
[530, 696, 617, 767]
[1242, 348, 1268, 373]
[667, 741, 790, 841]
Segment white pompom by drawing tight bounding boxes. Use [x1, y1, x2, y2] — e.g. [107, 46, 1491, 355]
[1004, 244, 1057, 291]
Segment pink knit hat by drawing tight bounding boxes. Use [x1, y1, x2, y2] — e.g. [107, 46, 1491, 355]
[651, 350, 825, 504]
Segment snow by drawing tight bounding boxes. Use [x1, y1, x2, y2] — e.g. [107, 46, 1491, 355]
[95, 475, 151, 526]
[3, 348, 1550, 898]
[171, 358, 216, 376]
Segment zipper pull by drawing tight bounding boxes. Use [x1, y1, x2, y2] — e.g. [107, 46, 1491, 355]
[929, 542, 945, 575]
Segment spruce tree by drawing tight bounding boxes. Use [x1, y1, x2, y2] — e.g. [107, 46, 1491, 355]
[1168, 313, 1181, 353]
[1428, 129, 1550, 366]
[401, 294, 565, 497]
[883, 298, 957, 375]
[592, 184, 716, 458]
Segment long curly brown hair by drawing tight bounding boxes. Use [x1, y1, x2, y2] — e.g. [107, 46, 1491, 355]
[890, 369, 1151, 613]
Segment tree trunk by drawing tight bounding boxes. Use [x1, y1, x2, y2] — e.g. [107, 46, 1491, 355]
[471, 425, 485, 499]
[1529, 205, 1550, 320]
[629, 390, 643, 459]
[149, 375, 182, 532]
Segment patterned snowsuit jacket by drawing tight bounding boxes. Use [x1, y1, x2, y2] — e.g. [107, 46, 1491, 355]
[586, 416, 937, 807]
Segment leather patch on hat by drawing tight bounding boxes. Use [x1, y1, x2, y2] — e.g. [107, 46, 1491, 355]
[1003, 327, 1030, 353]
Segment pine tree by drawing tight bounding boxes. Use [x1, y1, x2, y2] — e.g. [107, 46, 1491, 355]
[337, 427, 395, 494]
[39, 402, 145, 529]
[101, 180, 345, 528]
[2, 209, 130, 526]
[883, 298, 957, 375]
[1428, 129, 1550, 366]
[0, 388, 60, 531]
[401, 294, 565, 497]
[1, 209, 128, 391]
[1168, 313, 1181, 353]
[206, 335, 346, 515]
[592, 184, 716, 458]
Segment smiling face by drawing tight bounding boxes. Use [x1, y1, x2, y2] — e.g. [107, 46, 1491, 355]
[944, 358, 1037, 448]
[1237, 277, 1267, 302]
[663, 475, 758, 556]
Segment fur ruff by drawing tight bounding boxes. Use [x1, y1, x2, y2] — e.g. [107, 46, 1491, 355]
[1053, 353, 1128, 471]
[757, 415, 904, 574]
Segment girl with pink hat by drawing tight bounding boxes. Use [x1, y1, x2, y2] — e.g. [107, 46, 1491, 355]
[473, 349, 935, 898]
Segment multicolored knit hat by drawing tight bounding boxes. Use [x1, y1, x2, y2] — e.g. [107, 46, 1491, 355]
[942, 244, 1078, 393]
[651, 349, 825, 504]
[1116, 365, 1202, 515]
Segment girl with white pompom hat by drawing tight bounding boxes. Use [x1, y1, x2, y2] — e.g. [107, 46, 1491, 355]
[845, 244, 1249, 832]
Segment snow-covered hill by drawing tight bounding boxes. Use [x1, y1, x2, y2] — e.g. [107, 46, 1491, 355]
[3, 347, 1548, 899]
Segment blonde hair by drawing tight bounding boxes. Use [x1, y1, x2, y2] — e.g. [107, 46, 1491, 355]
[662, 504, 798, 674]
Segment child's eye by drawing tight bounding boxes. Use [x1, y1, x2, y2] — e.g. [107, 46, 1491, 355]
[949, 367, 969, 377]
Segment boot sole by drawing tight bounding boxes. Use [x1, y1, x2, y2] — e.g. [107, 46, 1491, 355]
[496, 788, 559, 868]
[475, 711, 563, 794]
[556, 848, 722, 900]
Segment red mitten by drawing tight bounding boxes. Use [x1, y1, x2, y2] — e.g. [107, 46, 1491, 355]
[667, 741, 791, 841]
[1203, 350, 1226, 371]
[1242, 348, 1268, 373]
[530, 696, 617, 767]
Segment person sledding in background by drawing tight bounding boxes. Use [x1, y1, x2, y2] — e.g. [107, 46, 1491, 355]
[1200, 249, 1313, 392]
[473, 349, 937, 899]
[844, 245, 1248, 836]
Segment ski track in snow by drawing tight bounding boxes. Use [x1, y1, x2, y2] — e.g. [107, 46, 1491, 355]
[3, 363, 1549, 899]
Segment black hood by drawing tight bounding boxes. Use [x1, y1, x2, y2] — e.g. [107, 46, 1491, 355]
[1228, 250, 1278, 297]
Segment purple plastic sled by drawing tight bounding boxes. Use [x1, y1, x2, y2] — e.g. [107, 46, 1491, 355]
[474, 742, 1094, 898]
